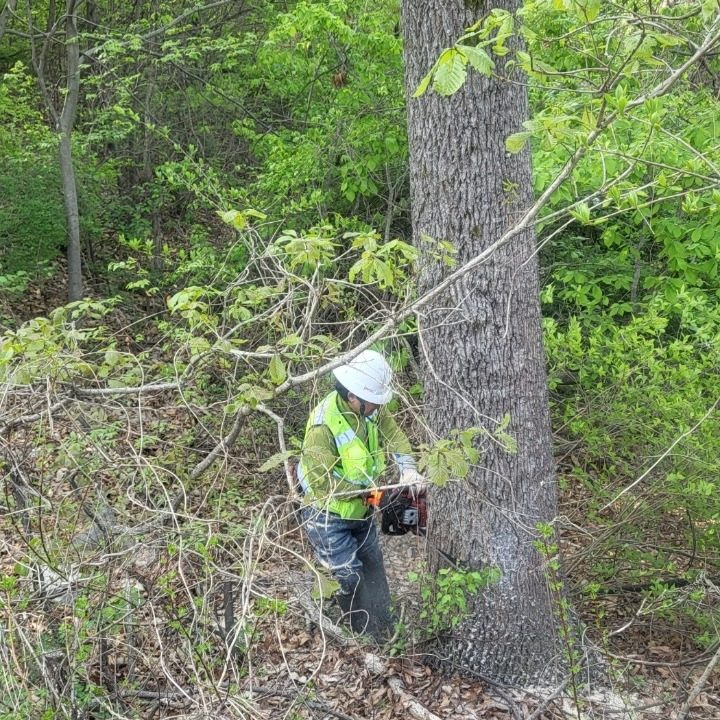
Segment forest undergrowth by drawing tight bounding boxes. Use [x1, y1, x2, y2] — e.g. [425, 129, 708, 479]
[1, 279, 718, 719]
[2, 0, 720, 716]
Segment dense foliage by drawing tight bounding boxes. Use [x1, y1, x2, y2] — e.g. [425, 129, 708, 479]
[1, 0, 719, 716]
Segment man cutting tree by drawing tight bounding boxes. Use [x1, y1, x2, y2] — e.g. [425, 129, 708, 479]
[298, 349, 425, 640]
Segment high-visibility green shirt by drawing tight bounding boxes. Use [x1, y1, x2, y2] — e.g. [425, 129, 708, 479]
[300, 392, 415, 504]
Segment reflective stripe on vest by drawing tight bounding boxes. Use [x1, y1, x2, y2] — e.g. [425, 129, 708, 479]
[299, 391, 385, 519]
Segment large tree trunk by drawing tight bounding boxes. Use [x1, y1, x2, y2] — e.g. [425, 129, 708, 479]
[402, 0, 566, 686]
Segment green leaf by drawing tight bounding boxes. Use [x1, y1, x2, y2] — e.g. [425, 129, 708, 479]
[432, 49, 467, 96]
[312, 571, 340, 600]
[584, 0, 601, 21]
[702, 0, 717, 24]
[505, 131, 531, 154]
[413, 67, 434, 98]
[571, 202, 591, 224]
[458, 45, 495, 77]
[219, 208, 267, 231]
[220, 209, 247, 230]
[268, 354, 287, 385]
[243, 208, 268, 220]
[258, 450, 295, 473]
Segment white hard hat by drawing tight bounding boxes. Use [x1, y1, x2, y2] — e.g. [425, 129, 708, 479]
[333, 349, 393, 404]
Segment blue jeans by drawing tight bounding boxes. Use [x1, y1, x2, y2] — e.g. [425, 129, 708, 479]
[301, 505, 393, 639]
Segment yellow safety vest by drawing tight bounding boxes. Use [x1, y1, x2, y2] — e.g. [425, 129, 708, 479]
[299, 391, 385, 519]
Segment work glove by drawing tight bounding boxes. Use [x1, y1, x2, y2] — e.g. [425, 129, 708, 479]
[400, 469, 426, 498]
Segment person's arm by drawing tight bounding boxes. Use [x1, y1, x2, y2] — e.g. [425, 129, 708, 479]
[376, 409, 417, 474]
[300, 425, 339, 499]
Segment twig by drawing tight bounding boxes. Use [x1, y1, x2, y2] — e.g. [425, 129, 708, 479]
[246, 685, 358, 720]
[675, 643, 720, 720]
[188, 408, 249, 482]
[525, 678, 572, 720]
[0, 396, 72, 434]
[387, 676, 443, 720]
[447, 662, 523, 720]
[73, 381, 181, 396]
[295, 588, 353, 647]
[257, 403, 297, 498]
[601, 644, 720, 668]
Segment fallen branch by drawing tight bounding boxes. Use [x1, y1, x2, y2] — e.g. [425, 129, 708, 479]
[525, 678, 571, 720]
[675, 642, 720, 720]
[448, 662, 523, 720]
[387, 676, 443, 720]
[294, 586, 353, 647]
[188, 407, 249, 482]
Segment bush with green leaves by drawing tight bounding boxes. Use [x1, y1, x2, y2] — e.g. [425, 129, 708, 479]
[406, 566, 501, 639]
[545, 302, 720, 588]
[0, 63, 64, 292]
[238, 0, 407, 230]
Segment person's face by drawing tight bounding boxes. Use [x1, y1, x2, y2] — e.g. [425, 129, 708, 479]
[347, 393, 379, 417]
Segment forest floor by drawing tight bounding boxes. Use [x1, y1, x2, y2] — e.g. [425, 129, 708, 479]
[225, 513, 720, 720]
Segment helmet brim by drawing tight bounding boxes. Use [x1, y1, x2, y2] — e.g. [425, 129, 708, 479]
[333, 365, 393, 405]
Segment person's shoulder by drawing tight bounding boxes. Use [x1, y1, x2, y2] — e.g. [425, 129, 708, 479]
[375, 405, 399, 425]
[305, 423, 335, 444]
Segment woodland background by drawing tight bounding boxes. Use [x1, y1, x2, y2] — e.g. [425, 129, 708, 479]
[1, 0, 720, 718]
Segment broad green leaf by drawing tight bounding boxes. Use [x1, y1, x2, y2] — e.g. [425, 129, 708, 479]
[702, 0, 717, 24]
[374, 258, 394, 287]
[258, 450, 295, 473]
[582, 0, 601, 21]
[432, 49, 467, 96]
[571, 202, 591, 224]
[312, 571, 340, 600]
[219, 208, 267, 230]
[505, 131, 531, 154]
[268, 354, 287, 385]
[219, 209, 246, 230]
[243, 208, 267, 220]
[413, 66, 434, 98]
[458, 45, 495, 77]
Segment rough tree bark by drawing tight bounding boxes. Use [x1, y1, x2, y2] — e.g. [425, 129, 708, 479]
[402, 0, 566, 685]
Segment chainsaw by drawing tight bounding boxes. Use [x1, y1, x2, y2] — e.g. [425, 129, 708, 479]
[378, 488, 427, 536]
[370, 487, 461, 567]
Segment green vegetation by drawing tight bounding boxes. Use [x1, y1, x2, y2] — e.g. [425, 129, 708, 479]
[1, 0, 719, 715]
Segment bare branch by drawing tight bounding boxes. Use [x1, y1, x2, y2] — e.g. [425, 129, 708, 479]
[188, 408, 249, 482]
[675, 643, 720, 720]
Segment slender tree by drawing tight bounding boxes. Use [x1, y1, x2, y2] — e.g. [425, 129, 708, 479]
[25, 0, 83, 301]
[402, 0, 567, 685]
[0, 0, 18, 41]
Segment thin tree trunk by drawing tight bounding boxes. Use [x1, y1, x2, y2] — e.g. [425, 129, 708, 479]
[402, 0, 566, 686]
[0, 0, 19, 41]
[142, 17, 163, 273]
[59, 0, 83, 301]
